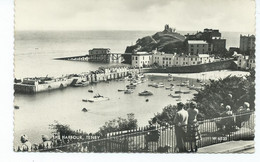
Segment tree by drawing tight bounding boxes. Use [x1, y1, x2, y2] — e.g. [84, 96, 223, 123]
[151, 104, 178, 126]
[193, 73, 255, 119]
[97, 113, 138, 137]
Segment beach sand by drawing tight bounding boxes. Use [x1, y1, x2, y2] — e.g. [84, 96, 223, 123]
[146, 70, 250, 80]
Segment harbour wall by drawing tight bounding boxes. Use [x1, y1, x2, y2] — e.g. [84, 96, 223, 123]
[14, 67, 140, 94]
[141, 59, 237, 73]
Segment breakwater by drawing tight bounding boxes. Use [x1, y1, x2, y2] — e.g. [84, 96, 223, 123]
[14, 66, 140, 94]
[141, 59, 237, 73]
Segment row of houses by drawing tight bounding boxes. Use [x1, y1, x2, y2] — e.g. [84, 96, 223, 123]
[131, 50, 215, 68]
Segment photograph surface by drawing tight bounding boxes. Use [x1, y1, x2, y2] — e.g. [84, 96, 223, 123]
[14, 0, 255, 153]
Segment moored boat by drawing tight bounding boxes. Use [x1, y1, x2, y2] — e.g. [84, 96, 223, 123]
[73, 81, 89, 87]
[175, 90, 182, 94]
[82, 108, 88, 112]
[138, 90, 153, 96]
[168, 94, 181, 98]
[165, 86, 171, 90]
[155, 82, 164, 88]
[124, 89, 133, 94]
[83, 94, 109, 102]
[183, 91, 191, 94]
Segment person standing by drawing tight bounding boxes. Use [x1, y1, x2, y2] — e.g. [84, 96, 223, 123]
[17, 134, 32, 152]
[187, 102, 201, 152]
[39, 135, 53, 150]
[174, 102, 188, 153]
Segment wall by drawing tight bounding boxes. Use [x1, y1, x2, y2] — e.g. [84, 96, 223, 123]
[141, 59, 237, 73]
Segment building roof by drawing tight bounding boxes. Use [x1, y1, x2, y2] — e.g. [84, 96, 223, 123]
[136, 52, 149, 54]
[188, 40, 208, 44]
[132, 52, 152, 56]
[198, 54, 210, 57]
[91, 48, 110, 50]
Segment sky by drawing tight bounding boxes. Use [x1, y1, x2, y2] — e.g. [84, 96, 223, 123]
[15, 0, 256, 32]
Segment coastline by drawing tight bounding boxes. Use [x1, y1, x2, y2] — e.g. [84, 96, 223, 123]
[145, 70, 250, 80]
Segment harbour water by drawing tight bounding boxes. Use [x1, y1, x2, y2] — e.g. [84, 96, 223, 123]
[14, 30, 247, 148]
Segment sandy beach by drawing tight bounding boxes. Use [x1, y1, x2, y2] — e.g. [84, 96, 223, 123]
[146, 70, 250, 80]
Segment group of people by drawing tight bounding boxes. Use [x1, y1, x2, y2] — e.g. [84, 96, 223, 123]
[173, 102, 201, 153]
[17, 134, 60, 152]
[217, 101, 251, 131]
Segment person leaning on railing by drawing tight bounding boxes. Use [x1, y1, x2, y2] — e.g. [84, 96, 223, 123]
[219, 105, 235, 132]
[186, 102, 201, 152]
[235, 102, 251, 128]
[173, 102, 188, 153]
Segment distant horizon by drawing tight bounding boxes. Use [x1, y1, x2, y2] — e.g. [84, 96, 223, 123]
[15, 29, 255, 35]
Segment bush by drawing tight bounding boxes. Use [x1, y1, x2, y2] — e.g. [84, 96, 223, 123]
[193, 72, 255, 119]
[97, 113, 138, 137]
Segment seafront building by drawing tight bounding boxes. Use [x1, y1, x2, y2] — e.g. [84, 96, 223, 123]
[187, 40, 212, 55]
[132, 50, 215, 68]
[239, 35, 255, 55]
[237, 54, 255, 70]
[185, 28, 226, 55]
[131, 52, 153, 67]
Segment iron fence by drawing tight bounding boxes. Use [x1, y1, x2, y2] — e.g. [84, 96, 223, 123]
[27, 111, 254, 153]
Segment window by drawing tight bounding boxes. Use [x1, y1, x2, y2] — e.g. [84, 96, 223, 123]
[169, 58, 171, 61]
[191, 45, 194, 47]
[191, 58, 193, 61]
[143, 56, 144, 60]
[186, 62, 188, 64]
[136, 57, 138, 60]
[195, 58, 197, 61]
[184, 58, 185, 61]
[193, 62, 195, 64]
[197, 45, 199, 47]
[176, 62, 178, 64]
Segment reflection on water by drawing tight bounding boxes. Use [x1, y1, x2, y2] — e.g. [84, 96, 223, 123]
[14, 75, 200, 147]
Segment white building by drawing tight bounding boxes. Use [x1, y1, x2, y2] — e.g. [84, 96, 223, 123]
[152, 52, 175, 67]
[188, 40, 212, 55]
[237, 55, 255, 70]
[131, 52, 152, 67]
[173, 54, 214, 66]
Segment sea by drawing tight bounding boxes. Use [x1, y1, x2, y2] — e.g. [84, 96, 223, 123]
[13, 30, 245, 148]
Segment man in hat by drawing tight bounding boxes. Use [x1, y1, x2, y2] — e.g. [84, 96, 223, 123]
[17, 134, 32, 152]
[174, 102, 188, 152]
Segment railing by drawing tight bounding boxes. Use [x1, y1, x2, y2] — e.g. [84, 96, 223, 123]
[26, 111, 254, 153]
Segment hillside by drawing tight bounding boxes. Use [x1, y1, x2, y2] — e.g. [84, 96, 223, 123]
[125, 25, 186, 54]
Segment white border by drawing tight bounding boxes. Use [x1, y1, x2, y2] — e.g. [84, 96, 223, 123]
[0, 0, 259, 161]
